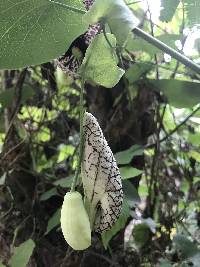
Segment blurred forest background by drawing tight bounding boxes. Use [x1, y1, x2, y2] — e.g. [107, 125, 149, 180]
[0, 0, 200, 266]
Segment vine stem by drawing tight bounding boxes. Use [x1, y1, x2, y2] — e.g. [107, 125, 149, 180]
[70, 79, 85, 192]
[132, 27, 200, 74]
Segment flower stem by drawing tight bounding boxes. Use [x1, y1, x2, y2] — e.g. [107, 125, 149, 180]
[70, 79, 85, 192]
[132, 27, 200, 74]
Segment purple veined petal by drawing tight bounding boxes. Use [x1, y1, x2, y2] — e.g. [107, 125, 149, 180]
[56, 0, 100, 76]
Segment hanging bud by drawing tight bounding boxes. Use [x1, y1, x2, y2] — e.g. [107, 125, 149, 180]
[60, 191, 91, 250]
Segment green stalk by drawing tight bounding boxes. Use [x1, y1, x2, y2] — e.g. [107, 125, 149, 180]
[132, 27, 200, 74]
[70, 79, 85, 192]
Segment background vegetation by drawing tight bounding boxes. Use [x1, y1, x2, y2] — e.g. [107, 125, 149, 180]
[0, 0, 200, 266]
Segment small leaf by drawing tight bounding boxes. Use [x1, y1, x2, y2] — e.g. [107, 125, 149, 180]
[120, 166, 143, 179]
[81, 34, 124, 88]
[173, 234, 199, 259]
[188, 150, 200, 162]
[40, 188, 58, 201]
[123, 180, 141, 207]
[0, 0, 87, 69]
[148, 79, 200, 108]
[188, 133, 200, 146]
[115, 144, 143, 165]
[160, 0, 180, 22]
[101, 198, 130, 249]
[132, 223, 151, 248]
[0, 86, 34, 108]
[126, 63, 153, 83]
[84, 0, 139, 45]
[45, 208, 61, 235]
[53, 176, 73, 188]
[8, 239, 35, 267]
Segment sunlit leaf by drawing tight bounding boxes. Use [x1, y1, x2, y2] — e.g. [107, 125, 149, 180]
[0, 0, 87, 69]
[115, 145, 143, 165]
[120, 166, 143, 179]
[81, 34, 124, 88]
[160, 0, 180, 22]
[84, 0, 139, 45]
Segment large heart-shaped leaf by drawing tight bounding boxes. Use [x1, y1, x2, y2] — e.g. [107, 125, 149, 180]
[0, 0, 87, 69]
[148, 79, 200, 108]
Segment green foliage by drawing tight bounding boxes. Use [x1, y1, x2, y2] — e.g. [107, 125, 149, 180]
[120, 166, 143, 179]
[84, 0, 138, 45]
[8, 239, 35, 267]
[46, 208, 61, 234]
[0, 0, 87, 69]
[101, 198, 130, 249]
[0, 0, 200, 265]
[126, 34, 180, 56]
[126, 63, 153, 83]
[149, 79, 200, 108]
[184, 0, 200, 26]
[160, 0, 180, 22]
[173, 234, 199, 259]
[81, 33, 124, 87]
[0, 86, 35, 108]
[123, 180, 140, 206]
[115, 145, 143, 165]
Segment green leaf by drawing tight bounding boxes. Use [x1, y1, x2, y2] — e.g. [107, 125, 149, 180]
[126, 63, 153, 84]
[40, 187, 58, 201]
[159, 259, 173, 267]
[0, 0, 87, 69]
[81, 33, 124, 88]
[184, 0, 200, 26]
[126, 34, 180, 56]
[115, 145, 143, 165]
[45, 208, 61, 234]
[132, 223, 151, 248]
[57, 144, 75, 163]
[173, 234, 199, 259]
[53, 176, 73, 187]
[8, 239, 35, 267]
[101, 198, 130, 249]
[188, 133, 200, 146]
[0, 263, 6, 267]
[123, 180, 141, 207]
[84, 0, 139, 45]
[160, 0, 180, 22]
[148, 79, 200, 108]
[0, 86, 35, 108]
[188, 150, 200, 162]
[120, 166, 143, 180]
